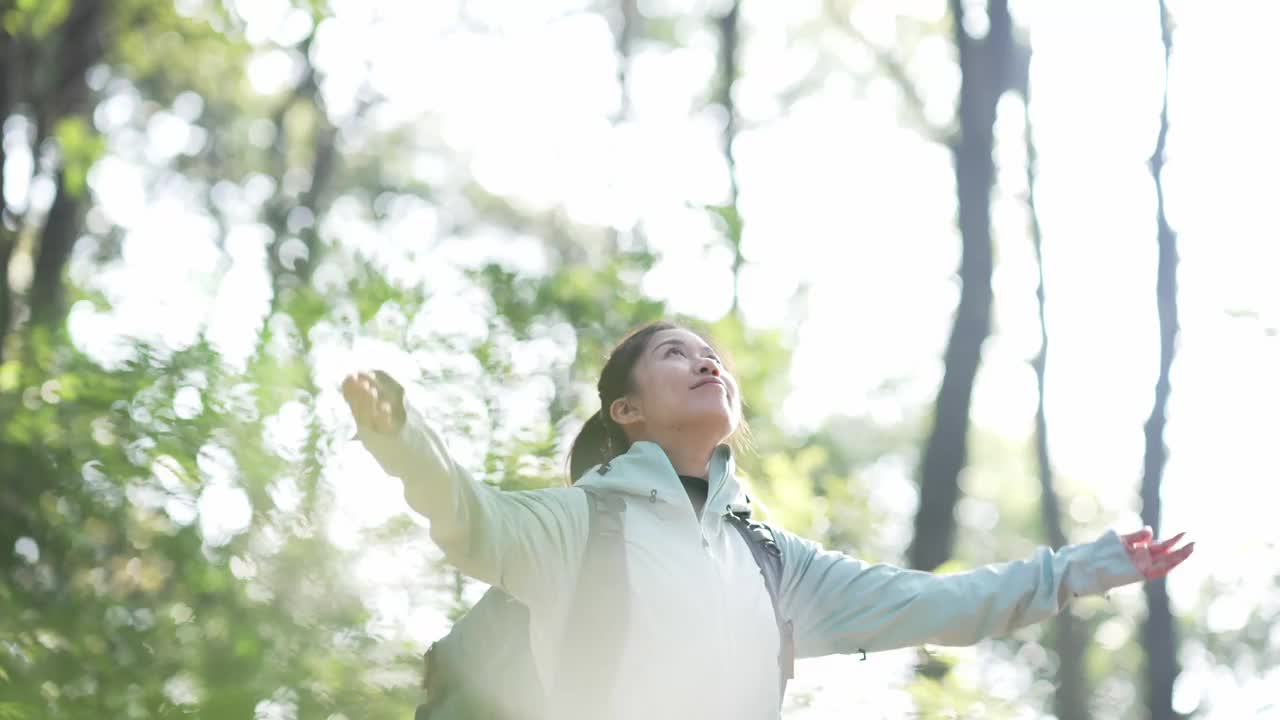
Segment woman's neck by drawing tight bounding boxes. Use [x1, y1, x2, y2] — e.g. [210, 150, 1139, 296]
[627, 426, 720, 479]
[657, 440, 714, 479]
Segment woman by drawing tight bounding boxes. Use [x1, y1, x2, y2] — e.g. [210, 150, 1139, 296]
[343, 320, 1193, 719]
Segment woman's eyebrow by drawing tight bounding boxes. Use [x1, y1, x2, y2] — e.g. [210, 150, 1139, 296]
[653, 338, 718, 357]
[652, 338, 683, 354]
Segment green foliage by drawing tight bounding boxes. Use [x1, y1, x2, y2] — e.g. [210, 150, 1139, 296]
[0, 333, 419, 718]
[2, 0, 71, 38]
[105, 0, 250, 108]
[53, 117, 105, 197]
[753, 445, 828, 536]
[0, 361, 19, 393]
[907, 654, 1023, 720]
[705, 203, 744, 246]
[0, 703, 33, 720]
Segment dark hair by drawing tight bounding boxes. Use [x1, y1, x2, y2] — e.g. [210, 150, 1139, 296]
[566, 320, 748, 484]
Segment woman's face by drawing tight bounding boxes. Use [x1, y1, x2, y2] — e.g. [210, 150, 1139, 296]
[614, 328, 740, 443]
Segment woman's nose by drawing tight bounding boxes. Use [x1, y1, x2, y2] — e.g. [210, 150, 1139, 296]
[697, 358, 720, 376]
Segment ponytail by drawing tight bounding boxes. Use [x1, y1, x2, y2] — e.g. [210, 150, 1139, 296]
[567, 408, 629, 484]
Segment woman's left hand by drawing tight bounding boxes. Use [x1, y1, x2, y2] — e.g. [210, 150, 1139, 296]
[1121, 527, 1195, 580]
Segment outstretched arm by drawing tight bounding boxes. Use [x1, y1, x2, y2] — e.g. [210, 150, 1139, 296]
[342, 371, 587, 613]
[774, 526, 1193, 658]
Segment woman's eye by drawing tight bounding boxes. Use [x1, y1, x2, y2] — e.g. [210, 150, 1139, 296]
[667, 347, 685, 356]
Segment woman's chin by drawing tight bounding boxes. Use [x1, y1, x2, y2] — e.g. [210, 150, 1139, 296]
[681, 408, 736, 436]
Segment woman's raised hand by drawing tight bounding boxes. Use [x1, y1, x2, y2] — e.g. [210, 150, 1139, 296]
[1121, 527, 1195, 580]
[341, 370, 407, 435]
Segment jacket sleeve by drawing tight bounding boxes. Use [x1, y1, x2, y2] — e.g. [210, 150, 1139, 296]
[773, 528, 1145, 658]
[355, 384, 588, 614]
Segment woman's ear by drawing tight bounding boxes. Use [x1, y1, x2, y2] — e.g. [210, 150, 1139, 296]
[609, 396, 644, 427]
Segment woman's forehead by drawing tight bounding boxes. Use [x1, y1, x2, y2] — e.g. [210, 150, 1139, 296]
[651, 328, 712, 351]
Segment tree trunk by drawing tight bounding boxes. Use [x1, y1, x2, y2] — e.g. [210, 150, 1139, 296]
[1141, 2, 1180, 717]
[0, 236, 12, 364]
[1024, 83, 1091, 720]
[19, 0, 105, 336]
[264, 36, 332, 300]
[909, 0, 1012, 573]
[714, 0, 744, 317]
[0, 28, 11, 363]
[611, 0, 637, 123]
[255, 30, 349, 517]
[29, 173, 83, 328]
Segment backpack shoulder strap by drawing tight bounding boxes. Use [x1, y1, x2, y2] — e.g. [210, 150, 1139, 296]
[418, 585, 540, 719]
[727, 512, 796, 698]
[548, 486, 629, 718]
[580, 486, 625, 542]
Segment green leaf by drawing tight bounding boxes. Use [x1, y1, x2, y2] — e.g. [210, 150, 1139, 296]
[28, 0, 70, 37]
[53, 116, 105, 197]
[0, 702, 33, 720]
[703, 203, 743, 245]
[55, 373, 82, 402]
[3, 0, 70, 38]
[0, 362, 20, 393]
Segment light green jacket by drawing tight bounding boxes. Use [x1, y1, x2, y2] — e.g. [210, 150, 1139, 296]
[358, 385, 1145, 719]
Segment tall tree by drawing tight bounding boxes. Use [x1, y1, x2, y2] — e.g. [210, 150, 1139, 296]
[0, 0, 106, 358]
[28, 2, 105, 328]
[1023, 79, 1090, 720]
[909, 0, 1015, 572]
[609, 0, 638, 123]
[713, 0, 745, 317]
[0, 25, 12, 360]
[1140, 1, 1181, 717]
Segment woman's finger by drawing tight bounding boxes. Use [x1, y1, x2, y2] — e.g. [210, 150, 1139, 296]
[373, 370, 403, 400]
[350, 390, 369, 426]
[357, 384, 380, 426]
[1146, 542, 1195, 579]
[370, 400, 389, 432]
[341, 374, 362, 404]
[1122, 526, 1153, 549]
[341, 376, 360, 411]
[360, 373, 379, 398]
[1129, 543, 1152, 573]
[1149, 531, 1187, 556]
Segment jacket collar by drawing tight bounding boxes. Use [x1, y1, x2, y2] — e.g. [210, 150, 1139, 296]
[576, 441, 747, 517]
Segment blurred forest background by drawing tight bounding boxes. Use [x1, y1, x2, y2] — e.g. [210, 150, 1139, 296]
[1, 0, 1277, 718]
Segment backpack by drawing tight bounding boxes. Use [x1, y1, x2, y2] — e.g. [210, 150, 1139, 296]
[413, 486, 795, 719]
